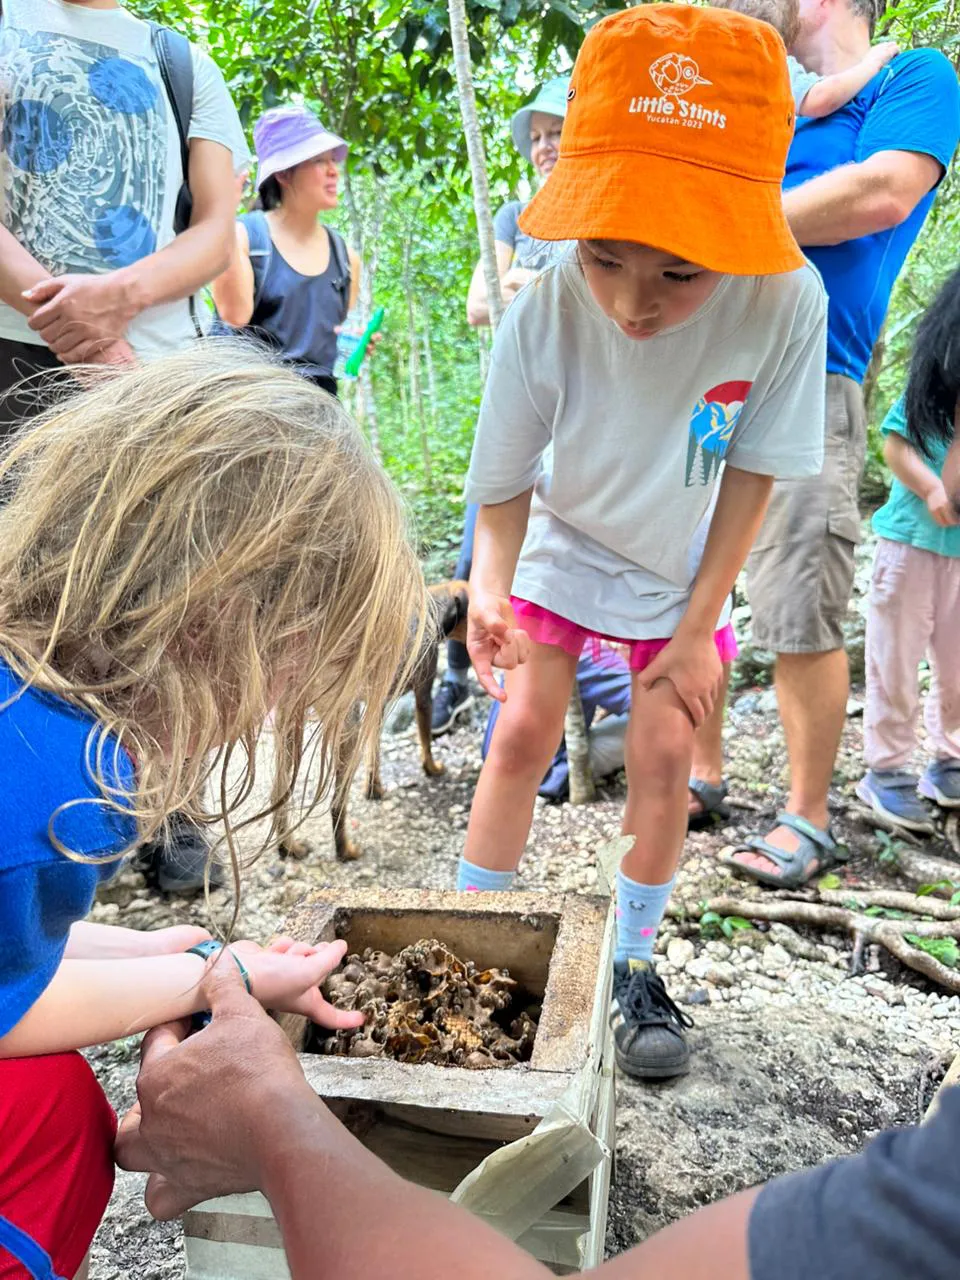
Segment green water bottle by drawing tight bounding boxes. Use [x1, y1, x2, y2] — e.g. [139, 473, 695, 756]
[344, 306, 385, 379]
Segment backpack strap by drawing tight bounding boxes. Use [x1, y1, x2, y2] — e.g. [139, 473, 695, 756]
[150, 24, 194, 235]
[326, 226, 352, 323]
[150, 24, 200, 336]
[241, 211, 273, 314]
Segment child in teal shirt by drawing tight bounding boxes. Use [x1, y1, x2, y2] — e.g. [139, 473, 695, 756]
[857, 267, 960, 830]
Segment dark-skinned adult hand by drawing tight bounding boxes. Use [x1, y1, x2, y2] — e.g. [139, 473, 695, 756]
[115, 960, 321, 1220]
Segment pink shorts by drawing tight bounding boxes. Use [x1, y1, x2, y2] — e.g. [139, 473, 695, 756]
[510, 597, 738, 673]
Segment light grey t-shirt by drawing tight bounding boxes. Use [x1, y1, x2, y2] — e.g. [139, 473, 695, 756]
[788, 54, 821, 114]
[493, 200, 571, 273]
[464, 256, 827, 638]
[0, 0, 251, 356]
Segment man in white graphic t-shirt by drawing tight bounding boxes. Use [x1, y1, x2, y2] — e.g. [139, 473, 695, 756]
[0, 0, 249, 405]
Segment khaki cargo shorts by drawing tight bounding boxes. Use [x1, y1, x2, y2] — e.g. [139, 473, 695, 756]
[746, 374, 866, 654]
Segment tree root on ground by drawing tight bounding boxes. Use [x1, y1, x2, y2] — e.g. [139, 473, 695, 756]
[686, 894, 960, 993]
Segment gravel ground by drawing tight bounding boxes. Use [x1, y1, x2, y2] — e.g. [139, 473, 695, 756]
[85, 662, 960, 1277]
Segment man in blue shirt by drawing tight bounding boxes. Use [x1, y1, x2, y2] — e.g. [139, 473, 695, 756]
[699, 0, 960, 888]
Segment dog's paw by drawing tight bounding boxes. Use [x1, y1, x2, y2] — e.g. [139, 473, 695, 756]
[422, 758, 445, 778]
[336, 836, 362, 862]
[279, 833, 311, 860]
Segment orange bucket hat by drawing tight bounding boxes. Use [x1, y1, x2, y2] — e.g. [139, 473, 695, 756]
[519, 4, 803, 275]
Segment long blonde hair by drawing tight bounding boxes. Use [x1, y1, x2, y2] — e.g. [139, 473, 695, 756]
[0, 343, 427, 879]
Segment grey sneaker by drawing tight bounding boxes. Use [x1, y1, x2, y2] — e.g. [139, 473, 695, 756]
[610, 960, 693, 1081]
[431, 678, 473, 735]
[140, 812, 224, 894]
[856, 770, 935, 833]
[919, 759, 960, 810]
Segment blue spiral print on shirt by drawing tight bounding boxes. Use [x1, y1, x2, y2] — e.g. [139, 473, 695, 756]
[2, 99, 72, 173]
[94, 205, 157, 266]
[88, 57, 158, 114]
[0, 30, 167, 277]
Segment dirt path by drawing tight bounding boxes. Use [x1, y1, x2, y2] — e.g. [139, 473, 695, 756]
[86, 683, 960, 1277]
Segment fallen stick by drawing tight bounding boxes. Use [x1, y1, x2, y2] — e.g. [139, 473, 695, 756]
[818, 888, 960, 921]
[892, 845, 960, 891]
[689, 895, 960, 994]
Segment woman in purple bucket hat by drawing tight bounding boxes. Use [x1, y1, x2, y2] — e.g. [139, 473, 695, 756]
[212, 105, 365, 396]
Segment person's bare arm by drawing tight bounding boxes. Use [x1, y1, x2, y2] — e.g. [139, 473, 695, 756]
[347, 246, 362, 313]
[798, 42, 898, 119]
[680, 467, 774, 636]
[0, 940, 360, 1058]
[0, 225, 49, 316]
[885, 432, 959, 527]
[637, 467, 773, 724]
[467, 491, 534, 700]
[117, 963, 756, 1280]
[210, 220, 254, 326]
[783, 150, 943, 246]
[24, 137, 237, 361]
[943, 404, 960, 513]
[64, 921, 211, 961]
[466, 241, 516, 327]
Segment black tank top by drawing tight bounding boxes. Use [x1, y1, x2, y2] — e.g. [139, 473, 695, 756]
[216, 212, 351, 393]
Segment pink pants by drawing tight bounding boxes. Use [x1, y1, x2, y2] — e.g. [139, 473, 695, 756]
[864, 539, 960, 770]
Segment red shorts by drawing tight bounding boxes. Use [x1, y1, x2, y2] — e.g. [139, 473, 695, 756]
[510, 597, 739, 672]
[0, 1054, 116, 1280]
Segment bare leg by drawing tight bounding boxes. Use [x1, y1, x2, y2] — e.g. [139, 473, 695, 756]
[463, 643, 578, 873]
[74, 1254, 91, 1280]
[623, 676, 695, 883]
[733, 648, 847, 876]
[688, 662, 730, 817]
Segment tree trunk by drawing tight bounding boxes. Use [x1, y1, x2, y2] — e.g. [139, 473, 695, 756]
[477, 325, 491, 384]
[565, 681, 596, 805]
[402, 239, 431, 484]
[422, 310, 439, 431]
[342, 173, 383, 460]
[448, 0, 504, 333]
[863, 323, 886, 424]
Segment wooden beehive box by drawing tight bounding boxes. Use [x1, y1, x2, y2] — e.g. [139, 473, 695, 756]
[184, 889, 616, 1278]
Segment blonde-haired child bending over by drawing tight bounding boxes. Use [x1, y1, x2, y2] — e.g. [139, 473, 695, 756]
[0, 345, 426, 1280]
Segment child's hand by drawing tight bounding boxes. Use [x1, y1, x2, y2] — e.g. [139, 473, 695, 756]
[926, 481, 960, 527]
[635, 630, 722, 727]
[867, 40, 899, 70]
[467, 592, 531, 701]
[229, 939, 365, 1030]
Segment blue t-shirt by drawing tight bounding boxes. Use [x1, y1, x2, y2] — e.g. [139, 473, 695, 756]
[785, 49, 960, 384]
[872, 395, 960, 557]
[0, 660, 136, 1040]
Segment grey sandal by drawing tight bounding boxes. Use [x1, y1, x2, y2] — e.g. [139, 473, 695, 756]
[688, 777, 730, 830]
[722, 812, 847, 889]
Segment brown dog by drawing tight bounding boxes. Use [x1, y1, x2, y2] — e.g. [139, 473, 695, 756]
[277, 579, 469, 862]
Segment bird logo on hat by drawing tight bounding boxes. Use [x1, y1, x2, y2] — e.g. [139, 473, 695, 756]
[649, 53, 712, 98]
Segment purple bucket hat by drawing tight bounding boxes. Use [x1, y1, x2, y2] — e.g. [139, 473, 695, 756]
[253, 106, 348, 189]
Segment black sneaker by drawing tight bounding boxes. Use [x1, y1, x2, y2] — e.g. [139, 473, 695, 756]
[610, 960, 694, 1081]
[431, 678, 474, 735]
[139, 811, 224, 895]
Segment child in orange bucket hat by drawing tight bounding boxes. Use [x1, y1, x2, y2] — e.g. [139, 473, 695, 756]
[459, 4, 828, 1082]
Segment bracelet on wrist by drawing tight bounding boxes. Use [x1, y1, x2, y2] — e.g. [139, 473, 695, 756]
[186, 940, 252, 1028]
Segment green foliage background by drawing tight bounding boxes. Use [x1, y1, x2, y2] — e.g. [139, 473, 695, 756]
[133, 0, 959, 553]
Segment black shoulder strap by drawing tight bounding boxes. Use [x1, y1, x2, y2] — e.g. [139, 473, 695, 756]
[150, 24, 194, 235]
[327, 227, 352, 321]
